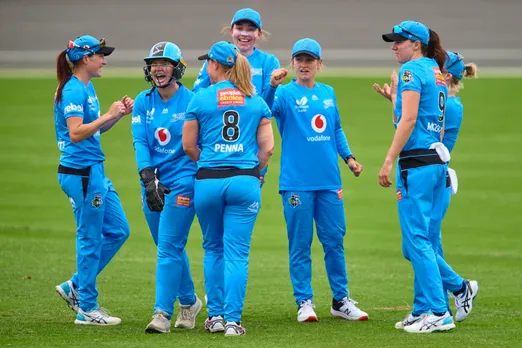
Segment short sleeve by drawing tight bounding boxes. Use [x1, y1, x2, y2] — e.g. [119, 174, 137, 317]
[399, 63, 423, 93]
[185, 93, 200, 121]
[62, 83, 86, 119]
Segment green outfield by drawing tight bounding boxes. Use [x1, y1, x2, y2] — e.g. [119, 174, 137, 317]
[1, 75, 521, 347]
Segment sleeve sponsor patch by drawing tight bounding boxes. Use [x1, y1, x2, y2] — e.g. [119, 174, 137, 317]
[433, 67, 446, 86]
[402, 70, 413, 83]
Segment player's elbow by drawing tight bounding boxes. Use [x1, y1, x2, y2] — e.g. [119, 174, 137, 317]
[70, 133, 82, 144]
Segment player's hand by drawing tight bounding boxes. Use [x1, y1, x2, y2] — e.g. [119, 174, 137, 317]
[107, 101, 126, 119]
[347, 158, 363, 177]
[121, 95, 134, 116]
[270, 68, 288, 87]
[378, 160, 393, 187]
[140, 167, 171, 212]
[373, 82, 392, 101]
[390, 71, 398, 97]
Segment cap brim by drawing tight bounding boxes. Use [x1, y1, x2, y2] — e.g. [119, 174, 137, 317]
[198, 54, 210, 61]
[97, 46, 115, 56]
[382, 33, 406, 42]
[292, 50, 320, 59]
[232, 18, 260, 28]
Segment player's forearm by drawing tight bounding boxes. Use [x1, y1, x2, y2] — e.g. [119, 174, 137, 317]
[184, 147, 200, 162]
[384, 117, 415, 163]
[257, 122, 274, 170]
[69, 114, 111, 143]
[101, 115, 122, 133]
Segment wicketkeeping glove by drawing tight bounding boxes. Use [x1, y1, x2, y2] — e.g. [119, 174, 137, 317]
[139, 167, 170, 212]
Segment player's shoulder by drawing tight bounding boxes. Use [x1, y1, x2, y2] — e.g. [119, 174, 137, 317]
[178, 83, 195, 98]
[257, 49, 278, 62]
[315, 82, 335, 94]
[63, 77, 85, 93]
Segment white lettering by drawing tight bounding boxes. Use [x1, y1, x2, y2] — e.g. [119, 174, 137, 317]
[153, 146, 175, 154]
[214, 143, 244, 152]
[57, 141, 65, 150]
[306, 135, 331, 142]
[132, 115, 141, 124]
[64, 103, 84, 114]
[427, 122, 442, 133]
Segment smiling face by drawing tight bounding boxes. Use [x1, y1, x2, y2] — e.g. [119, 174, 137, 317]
[391, 39, 420, 64]
[292, 54, 321, 82]
[85, 53, 107, 78]
[149, 58, 175, 86]
[230, 20, 260, 55]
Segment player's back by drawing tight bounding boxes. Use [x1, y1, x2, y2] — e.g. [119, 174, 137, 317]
[186, 80, 271, 169]
[443, 96, 463, 152]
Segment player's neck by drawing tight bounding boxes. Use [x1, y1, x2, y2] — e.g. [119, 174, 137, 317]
[240, 47, 255, 57]
[296, 78, 315, 89]
[448, 87, 457, 97]
[158, 82, 179, 101]
[73, 70, 90, 86]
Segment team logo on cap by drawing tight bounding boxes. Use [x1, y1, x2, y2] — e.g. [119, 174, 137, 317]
[151, 42, 166, 56]
[227, 56, 234, 64]
[311, 114, 327, 133]
[155, 128, 171, 146]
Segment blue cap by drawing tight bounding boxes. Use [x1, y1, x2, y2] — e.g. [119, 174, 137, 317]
[144, 41, 184, 64]
[445, 51, 465, 80]
[66, 35, 114, 62]
[382, 20, 430, 46]
[292, 38, 322, 59]
[231, 8, 262, 29]
[198, 41, 239, 67]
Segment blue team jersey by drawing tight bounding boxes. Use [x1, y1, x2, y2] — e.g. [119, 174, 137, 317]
[54, 76, 104, 169]
[394, 58, 448, 152]
[132, 83, 197, 188]
[185, 80, 272, 169]
[193, 48, 279, 104]
[272, 79, 353, 191]
[443, 96, 463, 153]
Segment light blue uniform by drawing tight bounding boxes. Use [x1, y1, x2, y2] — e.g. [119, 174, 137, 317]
[55, 76, 129, 312]
[271, 78, 354, 304]
[132, 83, 197, 315]
[394, 57, 449, 315]
[185, 76, 271, 323]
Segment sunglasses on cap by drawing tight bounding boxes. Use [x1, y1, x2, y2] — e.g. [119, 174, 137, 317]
[393, 25, 424, 42]
[67, 38, 107, 51]
[446, 52, 464, 70]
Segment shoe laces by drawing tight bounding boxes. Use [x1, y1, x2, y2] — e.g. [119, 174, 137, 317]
[179, 307, 192, 321]
[299, 300, 315, 309]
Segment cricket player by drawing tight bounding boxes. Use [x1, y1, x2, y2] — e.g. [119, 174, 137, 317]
[182, 41, 274, 336]
[269, 38, 368, 323]
[131, 41, 202, 333]
[54, 35, 132, 325]
[379, 20, 454, 333]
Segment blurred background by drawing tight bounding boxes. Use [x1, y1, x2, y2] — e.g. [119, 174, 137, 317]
[1, 0, 521, 71]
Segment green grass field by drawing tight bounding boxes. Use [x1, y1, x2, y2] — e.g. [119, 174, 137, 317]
[1, 75, 521, 347]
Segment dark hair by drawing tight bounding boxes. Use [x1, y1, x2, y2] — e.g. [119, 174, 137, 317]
[421, 29, 447, 71]
[55, 50, 78, 103]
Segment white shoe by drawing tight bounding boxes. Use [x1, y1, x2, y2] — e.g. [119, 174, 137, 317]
[74, 306, 121, 326]
[455, 280, 479, 322]
[145, 310, 171, 333]
[395, 312, 424, 329]
[403, 311, 455, 333]
[55, 280, 79, 313]
[297, 300, 318, 322]
[205, 315, 225, 333]
[175, 296, 202, 329]
[330, 297, 369, 321]
[224, 321, 246, 336]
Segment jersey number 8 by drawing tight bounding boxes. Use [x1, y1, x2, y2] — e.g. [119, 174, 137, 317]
[222, 110, 240, 142]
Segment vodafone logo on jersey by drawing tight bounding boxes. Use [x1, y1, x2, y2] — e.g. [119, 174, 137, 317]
[155, 128, 171, 146]
[311, 114, 327, 133]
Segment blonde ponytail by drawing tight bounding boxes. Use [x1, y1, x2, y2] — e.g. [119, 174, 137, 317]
[226, 53, 254, 97]
[450, 62, 478, 93]
[464, 63, 478, 78]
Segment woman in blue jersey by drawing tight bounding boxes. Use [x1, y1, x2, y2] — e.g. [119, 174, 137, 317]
[131, 42, 202, 333]
[54, 35, 133, 325]
[182, 41, 274, 336]
[378, 21, 455, 333]
[374, 51, 480, 329]
[193, 7, 287, 185]
[269, 38, 368, 323]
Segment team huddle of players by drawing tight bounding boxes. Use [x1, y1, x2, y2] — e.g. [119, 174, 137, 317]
[52, 8, 479, 336]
